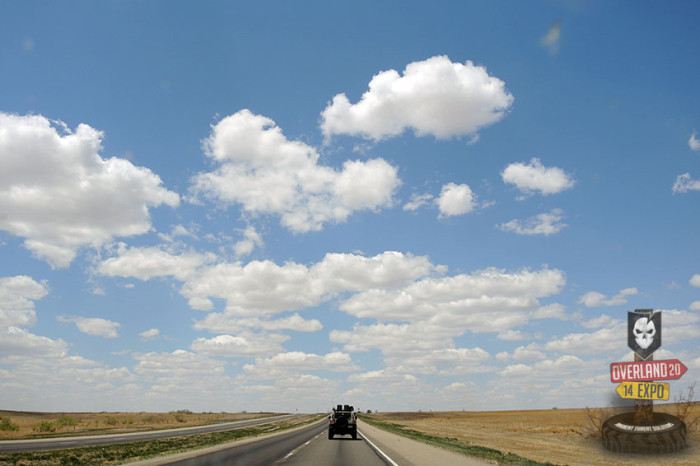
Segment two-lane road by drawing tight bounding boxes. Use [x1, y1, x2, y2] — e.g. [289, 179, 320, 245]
[163, 419, 394, 466]
[3, 415, 486, 465]
[161, 418, 486, 465]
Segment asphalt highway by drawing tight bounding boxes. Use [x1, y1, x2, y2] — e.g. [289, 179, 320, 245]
[162, 420, 395, 466]
[155, 418, 483, 465]
[0, 414, 296, 453]
[2, 415, 487, 465]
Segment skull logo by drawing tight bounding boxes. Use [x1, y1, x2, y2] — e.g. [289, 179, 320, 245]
[628, 310, 661, 359]
[633, 317, 656, 349]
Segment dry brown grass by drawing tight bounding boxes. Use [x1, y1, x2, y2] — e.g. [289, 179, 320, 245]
[0, 410, 274, 439]
[370, 405, 700, 466]
[674, 383, 700, 433]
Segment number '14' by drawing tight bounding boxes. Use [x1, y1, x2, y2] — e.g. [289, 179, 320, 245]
[624, 384, 634, 396]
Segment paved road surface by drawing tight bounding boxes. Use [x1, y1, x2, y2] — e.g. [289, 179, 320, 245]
[0, 414, 295, 453]
[149, 419, 391, 466]
[2, 415, 488, 465]
[137, 418, 488, 465]
[275, 426, 390, 466]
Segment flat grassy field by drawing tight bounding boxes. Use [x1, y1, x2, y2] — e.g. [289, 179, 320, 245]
[364, 404, 700, 466]
[0, 410, 276, 439]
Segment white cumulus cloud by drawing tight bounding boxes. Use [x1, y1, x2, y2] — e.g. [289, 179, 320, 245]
[134, 349, 227, 378]
[191, 332, 289, 357]
[193, 313, 322, 334]
[672, 173, 700, 193]
[691, 274, 700, 288]
[436, 183, 476, 217]
[0, 326, 69, 358]
[398, 347, 493, 375]
[320, 55, 514, 141]
[545, 324, 626, 356]
[98, 249, 437, 317]
[501, 158, 575, 198]
[403, 193, 434, 211]
[339, 267, 565, 326]
[98, 244, 214, 282]
[243, 351, 358, 379]
[139, 328, 160, 341]
[233, 226, 264, 258]
[689, 132, 700, 151]
[578, 287, 638, 307]
[332, 267, 566, 366]
[0, 275, 48, 328]
[0, 112, 180, 268]
[58, 315, 121, 338]
[190, 110, 400, 233]
[0, 276, 73, 364]
[499, 209, 567, 236]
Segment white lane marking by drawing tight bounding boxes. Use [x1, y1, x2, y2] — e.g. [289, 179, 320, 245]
[278, 428, 322, 463]
[358, 429, 400, 466]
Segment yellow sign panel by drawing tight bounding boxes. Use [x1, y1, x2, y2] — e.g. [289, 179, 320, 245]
[616, 381, 669, 401]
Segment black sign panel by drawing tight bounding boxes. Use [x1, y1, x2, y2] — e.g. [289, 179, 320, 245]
[628, 310, 661, 360]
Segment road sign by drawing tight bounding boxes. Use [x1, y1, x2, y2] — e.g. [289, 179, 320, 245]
[610, 359, 688, 383]
[616, 381, 670, 401]
[628, 310, 661, 360]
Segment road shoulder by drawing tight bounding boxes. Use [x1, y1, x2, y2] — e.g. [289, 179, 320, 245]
[357, 419, 489, 466]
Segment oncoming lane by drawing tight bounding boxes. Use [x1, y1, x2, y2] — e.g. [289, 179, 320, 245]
[0, 415, 297, 453]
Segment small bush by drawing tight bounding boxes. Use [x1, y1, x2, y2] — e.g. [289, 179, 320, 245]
[56, 415, 77, 429]
[0, 416, 19, 431]
[34, 421, 56, 432]
[675, 382, 699, 432]
[105, 416, 118, 426]
[581, 406, 614, 439]
[171, 409, 193, 415]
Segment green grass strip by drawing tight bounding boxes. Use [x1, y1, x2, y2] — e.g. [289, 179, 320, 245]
[0, 415, 324, 465]
[358, 414, 560, 466]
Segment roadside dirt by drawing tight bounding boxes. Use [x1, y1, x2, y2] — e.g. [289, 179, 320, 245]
[368, 407, 700, 466]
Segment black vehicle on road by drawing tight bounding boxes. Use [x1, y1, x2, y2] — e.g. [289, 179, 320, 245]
[328, 404, 357, 439]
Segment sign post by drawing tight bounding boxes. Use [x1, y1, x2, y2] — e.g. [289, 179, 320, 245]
[629, 309, 657, 424]
[603, 308, 687, 453]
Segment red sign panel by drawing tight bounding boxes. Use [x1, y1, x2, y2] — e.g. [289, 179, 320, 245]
[610, 359, 687, 383]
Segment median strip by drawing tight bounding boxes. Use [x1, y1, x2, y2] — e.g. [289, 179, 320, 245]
[0, 415, 324, 465]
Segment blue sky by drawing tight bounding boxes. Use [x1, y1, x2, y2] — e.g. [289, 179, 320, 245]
[1, 1, 699, 413]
